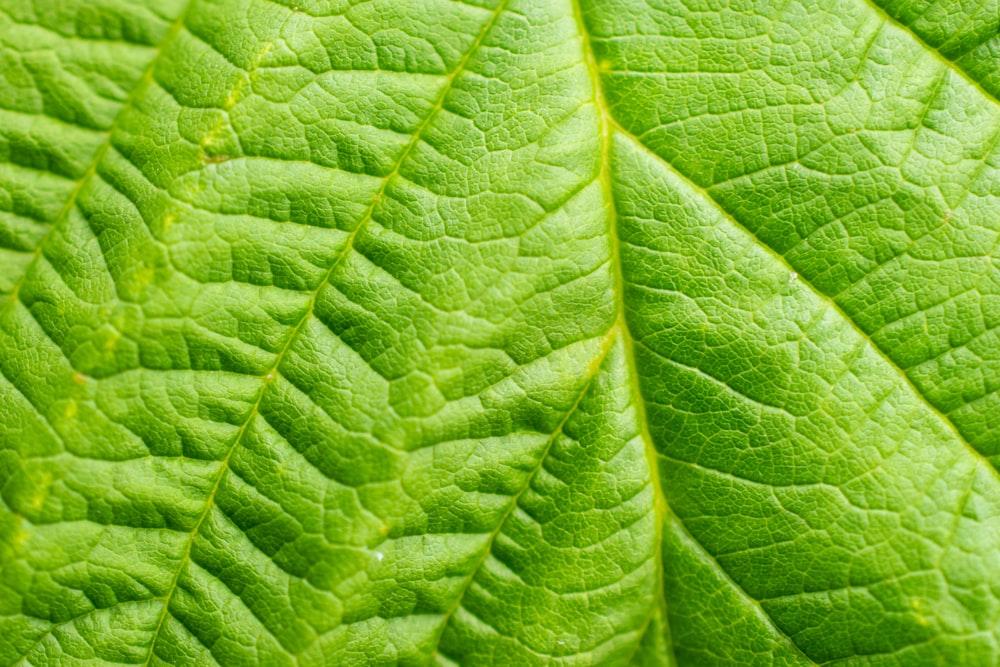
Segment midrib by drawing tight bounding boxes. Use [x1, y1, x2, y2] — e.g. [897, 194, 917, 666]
[570, 0, 856, 663]
[565, 0, 1000, 482]
[567, 0, 678, 664]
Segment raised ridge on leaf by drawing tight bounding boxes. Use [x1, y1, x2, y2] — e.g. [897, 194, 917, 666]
[1, 0, 999, 665]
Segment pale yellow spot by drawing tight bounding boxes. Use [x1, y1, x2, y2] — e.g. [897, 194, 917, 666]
[31, 473, 53, 509]
[179, 179, 204, 198]
[201, 133, 221, 149]
[64, 400, 77, 419]
[224, 83, 244, 109]
[909, 598, 932, 627]
[250, 42, 274, 69]
[103, 330, 122, 350]
[134, 264, 155, 287]
[201, 114, 230, 149]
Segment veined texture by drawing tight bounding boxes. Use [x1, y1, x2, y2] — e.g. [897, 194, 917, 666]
[1, 0, 999, 665]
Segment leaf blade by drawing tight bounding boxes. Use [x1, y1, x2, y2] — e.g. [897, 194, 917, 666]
[2, 0, 1000, 665]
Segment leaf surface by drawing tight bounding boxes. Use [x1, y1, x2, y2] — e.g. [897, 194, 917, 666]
[1, 0, 999, 665]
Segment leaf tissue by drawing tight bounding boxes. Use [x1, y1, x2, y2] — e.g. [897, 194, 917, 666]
[1, 0, 1000, 664]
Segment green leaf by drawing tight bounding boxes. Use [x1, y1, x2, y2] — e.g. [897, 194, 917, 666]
[1, 0, 999, 664]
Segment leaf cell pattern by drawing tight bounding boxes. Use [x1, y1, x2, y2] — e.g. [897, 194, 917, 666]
[1, 0, 1000, 665]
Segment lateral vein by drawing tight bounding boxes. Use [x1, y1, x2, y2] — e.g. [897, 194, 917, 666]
[859, 0, 1000, 107]
[426, 328, 617, 660]
[140, 0, 512, 660]
[608, 117, 1000, 487]
[2, 3, 194, 308]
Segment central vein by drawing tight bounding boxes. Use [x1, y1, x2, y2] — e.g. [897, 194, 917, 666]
[567, 0, 674, 659]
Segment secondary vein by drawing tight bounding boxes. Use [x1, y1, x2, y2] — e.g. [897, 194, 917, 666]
[859, 0, 1000, 107]
[140, 1, 511, 660]
[2, 2, 195, 309]
[426, 328, 616, 660]
[607, 117, 1000, 488]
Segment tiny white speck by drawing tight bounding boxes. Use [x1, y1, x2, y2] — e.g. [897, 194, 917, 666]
[789, 272, 798, 282]
[374, 551, 384, 562]
[265, 371, 275, 381]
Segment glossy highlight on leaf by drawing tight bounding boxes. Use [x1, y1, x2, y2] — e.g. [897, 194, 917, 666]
[1, 0, 999, 665]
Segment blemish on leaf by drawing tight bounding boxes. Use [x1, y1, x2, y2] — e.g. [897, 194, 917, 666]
[103, 330, 122, 350]
[203, 153, 231, 165]
[30, 472, 53, 510]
